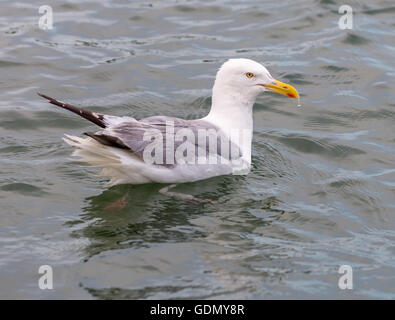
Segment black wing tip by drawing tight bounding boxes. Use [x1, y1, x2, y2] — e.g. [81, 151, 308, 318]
[37, 92, 55, 102]
[37, 92, 107, 128]
[37, 92, 67, 108]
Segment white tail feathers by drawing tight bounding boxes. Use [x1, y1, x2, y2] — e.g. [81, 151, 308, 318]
[63, 134, 126, 185]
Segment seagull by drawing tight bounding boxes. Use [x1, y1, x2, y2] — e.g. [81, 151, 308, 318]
[38, 58, 299, 203]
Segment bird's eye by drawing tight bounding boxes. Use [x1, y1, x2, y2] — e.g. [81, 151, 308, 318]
[246, 72, 254, 78]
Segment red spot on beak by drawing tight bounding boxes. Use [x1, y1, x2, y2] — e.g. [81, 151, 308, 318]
[287, 93, 295, 98]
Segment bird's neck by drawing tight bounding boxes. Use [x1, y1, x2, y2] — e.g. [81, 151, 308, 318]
[205, 85, 255, 131]
[203, 85, 255, 164]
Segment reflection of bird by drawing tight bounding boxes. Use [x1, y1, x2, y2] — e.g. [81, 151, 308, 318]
[38, 58, 298, 202]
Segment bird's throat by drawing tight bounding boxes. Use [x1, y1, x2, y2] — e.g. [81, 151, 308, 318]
[204, 91, 254, 165]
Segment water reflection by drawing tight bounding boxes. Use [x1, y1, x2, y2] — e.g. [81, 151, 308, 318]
[72, 176, 242, 258]
[70, 176, 294, 299]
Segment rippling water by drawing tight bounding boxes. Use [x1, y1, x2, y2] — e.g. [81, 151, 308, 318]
[0, 0, 394, 299]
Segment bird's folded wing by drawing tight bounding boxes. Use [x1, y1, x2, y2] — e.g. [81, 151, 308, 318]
[86, 116, 242, 167]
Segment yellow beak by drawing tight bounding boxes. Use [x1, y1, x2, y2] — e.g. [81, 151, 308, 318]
[263, 80, 299, 99]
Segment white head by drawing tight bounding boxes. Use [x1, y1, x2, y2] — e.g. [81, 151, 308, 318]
[212, 58, 299, 106]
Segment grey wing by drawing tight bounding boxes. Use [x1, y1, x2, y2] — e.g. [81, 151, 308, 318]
[85, 119, 158, 158]
[85, 116, 242, 167]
